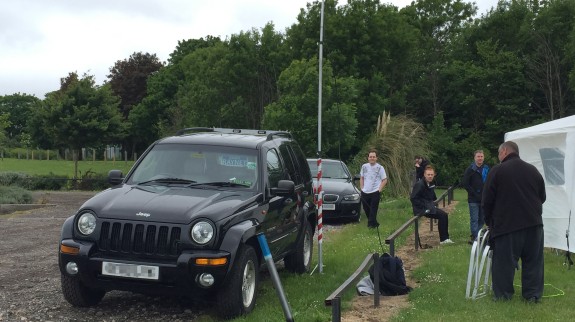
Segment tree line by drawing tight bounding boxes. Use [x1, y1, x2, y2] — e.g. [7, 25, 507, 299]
[1, 0, 574, 185]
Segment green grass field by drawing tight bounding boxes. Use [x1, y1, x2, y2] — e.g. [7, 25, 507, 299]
[0, 158, 135, 177]
[215, 189, 575, 321]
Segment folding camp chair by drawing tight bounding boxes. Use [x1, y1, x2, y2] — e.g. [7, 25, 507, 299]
[466, 228, 492, 300]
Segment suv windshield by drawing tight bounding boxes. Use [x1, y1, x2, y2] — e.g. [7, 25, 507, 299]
[127, 143, 259, 189]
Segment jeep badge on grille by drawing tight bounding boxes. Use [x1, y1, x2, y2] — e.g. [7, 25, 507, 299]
[136, 212, 151, 217]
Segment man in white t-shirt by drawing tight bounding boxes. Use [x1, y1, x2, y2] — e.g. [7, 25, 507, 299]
[360, 150, 388, 228]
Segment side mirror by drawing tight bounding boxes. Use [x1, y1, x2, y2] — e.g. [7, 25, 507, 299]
[108, 170, 124, 185]
[353, 174, 360, 182]
[271, 180, 295, 196]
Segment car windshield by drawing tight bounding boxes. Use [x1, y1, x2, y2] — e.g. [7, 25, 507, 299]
[127, 144, 258, 189]
[307, 160, 350, 179]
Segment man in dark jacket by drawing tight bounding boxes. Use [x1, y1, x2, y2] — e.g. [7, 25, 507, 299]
[482, 141, 546, 302]
[414, 155, 429, 182]
[410, 165, 453, 244]
[462, 150, 490, 244]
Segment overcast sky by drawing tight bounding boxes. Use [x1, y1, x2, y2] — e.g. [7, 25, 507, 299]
[0, 0, 498, 98]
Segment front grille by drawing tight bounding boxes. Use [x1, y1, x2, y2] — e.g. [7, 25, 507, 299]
[99, 221, 181, 256]
[323, 194, 339, 202]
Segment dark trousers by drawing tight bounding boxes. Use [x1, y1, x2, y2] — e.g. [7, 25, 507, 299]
[361, 191, 381, 226]
[491, 225, 544, 301]
[424, 208, 449, 242]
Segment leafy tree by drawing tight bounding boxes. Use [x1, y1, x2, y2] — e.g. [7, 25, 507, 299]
[0, 93, 39, 145]
[527, 0, 575, 119]
[0, 112, 10, 146]
[107, 52, 164, 119]
[168, 36, 223, 65]
[131, 37, 224, 148]
[29, 72, 125, 178]
[107, 52, 164, 156]
[286, 0, 421, 149]
[401, 0, 476, 120]
[426, 111, 463, 186]
[262, 58, 358, 159]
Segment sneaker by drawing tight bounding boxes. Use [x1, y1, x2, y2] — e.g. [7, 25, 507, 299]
[440, 239, 455, 245]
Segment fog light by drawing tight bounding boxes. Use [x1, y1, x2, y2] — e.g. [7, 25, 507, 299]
[66, 262, 79, 275]
[197, 273, 215, 287]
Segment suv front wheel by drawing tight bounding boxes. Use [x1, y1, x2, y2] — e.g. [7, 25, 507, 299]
[284, 222, 313, 273]
[61, 274, 106, 306]
[216, 245, 259, 319]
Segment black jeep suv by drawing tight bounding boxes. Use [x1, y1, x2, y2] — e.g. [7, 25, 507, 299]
[58, 128, 317, 319]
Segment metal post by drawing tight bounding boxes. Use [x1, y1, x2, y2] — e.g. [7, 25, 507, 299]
[331, 297, 341, 322]
[415, 218, 420, 251]
[257, 234, 294, 322]
[373, 253, 380, 307]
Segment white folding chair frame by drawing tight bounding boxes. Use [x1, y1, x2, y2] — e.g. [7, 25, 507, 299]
[466, 228, 492, 300]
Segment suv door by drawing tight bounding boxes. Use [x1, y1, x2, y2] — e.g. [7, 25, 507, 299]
[263, 148, 298, 258]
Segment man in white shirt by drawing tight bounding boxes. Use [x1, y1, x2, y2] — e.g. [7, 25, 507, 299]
[360, 150, 388, 228]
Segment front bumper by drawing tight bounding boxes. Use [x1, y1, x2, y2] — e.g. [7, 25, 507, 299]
[321, 200, 361, 220]
[59, 239, 231, 297]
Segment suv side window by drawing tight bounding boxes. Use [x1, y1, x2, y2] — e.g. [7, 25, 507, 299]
[266, 148, 284, 187]
[279, 143, 302, 185]
[290, 143, 312, 183]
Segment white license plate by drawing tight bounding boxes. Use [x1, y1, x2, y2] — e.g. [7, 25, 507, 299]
[323, 204, 336, 210]
[102, 262, 159, 280]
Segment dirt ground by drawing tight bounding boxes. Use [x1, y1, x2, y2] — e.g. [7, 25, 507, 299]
[339, 202, 458, 322]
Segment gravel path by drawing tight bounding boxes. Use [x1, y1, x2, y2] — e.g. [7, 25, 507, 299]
[0, 191, 208, 322]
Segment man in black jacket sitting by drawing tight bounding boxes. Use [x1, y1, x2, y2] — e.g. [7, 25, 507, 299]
[410, 165, 453, 245]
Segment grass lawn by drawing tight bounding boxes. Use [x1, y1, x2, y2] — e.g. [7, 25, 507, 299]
[197, 189, 575, 321]
[0, 158, 135, 177]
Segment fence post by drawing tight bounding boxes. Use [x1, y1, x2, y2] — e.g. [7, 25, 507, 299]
[415, 218, 420, 251]
[373, 253, 380, 307]
[331, 297, 341, 322]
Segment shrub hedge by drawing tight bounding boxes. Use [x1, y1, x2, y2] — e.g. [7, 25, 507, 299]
[0, 185, 33, 204]
[0, 171, 108, 191]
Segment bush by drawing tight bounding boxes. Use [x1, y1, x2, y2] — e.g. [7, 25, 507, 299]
[73, 170, 108, 191]
[0, 171, 69, 190]
[0, 171, 107, 191]
[31, 173, 68, 190]
[0, 172, 33, 188]
[0, 185, 33, 204]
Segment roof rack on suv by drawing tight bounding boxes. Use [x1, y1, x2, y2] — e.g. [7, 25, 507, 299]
[175, 127, 292, 141]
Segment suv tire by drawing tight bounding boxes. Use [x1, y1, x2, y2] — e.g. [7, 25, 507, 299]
[61, 274, 106, 307]
[216, 245, 259, 319]
[284, 222, 313, 273]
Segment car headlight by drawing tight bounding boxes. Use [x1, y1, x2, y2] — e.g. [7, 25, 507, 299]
[77, 212, 97, 235]
[343, 193, 360, 201]
[191, 221, 214, 245]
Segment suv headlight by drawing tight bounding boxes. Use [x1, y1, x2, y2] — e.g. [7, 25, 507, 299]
[77, 212, 97, 235]
[343, 193, 360, 201]
[191, 221, 214, 245]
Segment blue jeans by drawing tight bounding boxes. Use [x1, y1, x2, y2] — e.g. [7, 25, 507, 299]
[468, 202, 484, 239]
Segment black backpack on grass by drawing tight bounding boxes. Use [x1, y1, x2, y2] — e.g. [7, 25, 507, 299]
[368, 253, 412, 296]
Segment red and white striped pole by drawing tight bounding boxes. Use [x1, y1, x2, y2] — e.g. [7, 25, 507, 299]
[316, 158, 324, 273]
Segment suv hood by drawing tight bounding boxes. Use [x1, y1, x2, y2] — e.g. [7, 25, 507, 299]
[80, 185, 256, 224]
